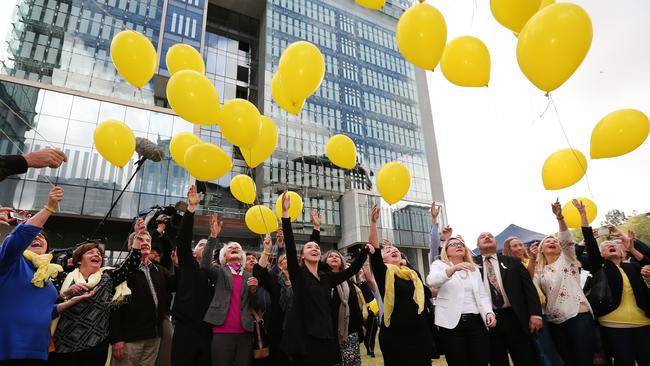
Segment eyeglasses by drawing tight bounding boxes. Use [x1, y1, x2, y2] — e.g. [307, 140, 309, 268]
[446, 242, 464, 249]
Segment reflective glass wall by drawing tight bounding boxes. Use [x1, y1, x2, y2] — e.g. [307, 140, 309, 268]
[0, 79, 193, 219]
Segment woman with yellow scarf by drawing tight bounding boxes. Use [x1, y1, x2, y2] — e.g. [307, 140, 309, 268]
[367, 205, 434, 366]
[0, 187, 93, 365]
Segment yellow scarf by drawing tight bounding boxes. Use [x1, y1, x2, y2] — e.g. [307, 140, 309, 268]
[383, 264, 424, 327]
[353, 283, 369, 322]
[22, 250, 63, 287]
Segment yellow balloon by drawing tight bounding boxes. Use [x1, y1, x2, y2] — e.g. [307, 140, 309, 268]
[240, 116, 278, 168]
[590, 109, 650, 159]
[368, 299, 379, 314]
[562, 198, 597, 229]
[396, 3, 447, 70]
[356, 0, 385, 10]
[278, 41, 325, 102]
[275, 191, 303, 222]
[110, 30, 157, 89]
[539, 0, 555, 10]
[166, 44, 205, 75]
[184, 143, 233, 181]
[377, 162, 411, 204]
[326, 134, 357, 169]
[93, 120, 135, 168]
[167, 70, 220, 125]
[169, 132, 201, 168]
[517, 3, 592, 93]
[542, 149, 587, 190]
[245, 205, 279, 235]
[230, 174, 256, 204]
[440, 36, 491, 87]
[218, 98, 261, 149]
[490, 0, 541, 33]
[271, 73, 305, 115]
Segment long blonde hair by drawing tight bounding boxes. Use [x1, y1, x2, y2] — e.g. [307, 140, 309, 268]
[535, 235, 568, 275]
[502, 236, 530, 260]
[440, 236, 476, 270]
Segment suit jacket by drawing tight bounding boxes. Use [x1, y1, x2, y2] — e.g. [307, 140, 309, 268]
[474, 254, 542, 334]
[200, 238, 256, 332]
[427, 260, 493, 329]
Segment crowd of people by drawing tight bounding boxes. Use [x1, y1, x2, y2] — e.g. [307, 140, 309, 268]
[1, 149, 650, 366]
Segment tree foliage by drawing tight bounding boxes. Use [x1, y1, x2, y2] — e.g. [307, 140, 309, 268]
[601, 209, 627, 227]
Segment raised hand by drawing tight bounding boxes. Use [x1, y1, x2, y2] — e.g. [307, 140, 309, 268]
[529, 243, 538, 261]
[210, 213, 223, 238]
[23, 148, 67, 169]
[365, 243, 375, 254]
[626, 230, 637, 251]
[187, 185, 202, 209]
[281, 191, 291, 218]
[571, 199, 586, 215]
[276, 228, 285, 248]
[310, 210, 321, 230]
[263, 235, 273, 252]
[551, 198, 563, 219]
[370, 204, 380, 224]
[383, 239, 393, 247]
[0, 207, 12, 226]
[47, 186, 64, 211]
[134, 217, 146, 234]
[441, 225, 453, 242]
[431, 202, 441, 223]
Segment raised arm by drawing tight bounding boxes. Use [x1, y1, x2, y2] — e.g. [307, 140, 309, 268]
[109, 248, 142, 284]
[574, 199, 604, 271]
[258, 235, 273, 268]
[200, 213, 223, 279]
[329, 247, 369, 287]
[0, 187, 63, 269]
[368, 205, 387, 295]
[552, 198, 569, 233]
[177, 186, 199, 268]
[281, 192, 303, 289]
[428, 202, 441, 264]
[625, 230, 650, 265]
[0, 148, 66, 181]
[309, 210, 321, 244]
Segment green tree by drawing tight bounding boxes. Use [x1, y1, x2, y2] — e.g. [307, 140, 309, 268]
[620, 214, 650, 245]
[601, 209, 627, 227]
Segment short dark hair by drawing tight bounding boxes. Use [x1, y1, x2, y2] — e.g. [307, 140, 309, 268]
[245, 252, 258, 259]
[72, 242, 105, 267]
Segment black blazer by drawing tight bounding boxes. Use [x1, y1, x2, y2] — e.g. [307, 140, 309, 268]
[474, 254, 542, 334]
[582, 226, 650, 318]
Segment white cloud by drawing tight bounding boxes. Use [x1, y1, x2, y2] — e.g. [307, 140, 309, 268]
[425, 0, 650, 247]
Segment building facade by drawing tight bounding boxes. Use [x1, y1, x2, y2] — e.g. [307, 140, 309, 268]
[0, 0, 445, 272]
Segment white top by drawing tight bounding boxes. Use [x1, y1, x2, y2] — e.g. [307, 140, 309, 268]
[481, 255, 511, 308]
[461, 276, 480, 314]
[427, 260, 493, 329]
[535, 230, 592, 324]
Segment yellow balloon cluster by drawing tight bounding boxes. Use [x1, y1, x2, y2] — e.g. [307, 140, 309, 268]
[590, 109, 650, 159]
[230, 175, 257, 204]
[440, 36, 491, 87]
[166, 44, 205, 75]
[517, 3, 592, 93]
[562, 198, 597, 229]
[272, 41, 325, 114]
[184, 143, 233, 181]
[396, 3, 447, 70]
[245, 205, 279, 234]
[170, 132, 201, 168]
[240, 116, 278, 168]
[93, 120, 135, 168]
[218, 99, 261, 148]
[490, 0, 541, 33]
[276, 191, 303, 222]
[541, 149, 587, 190]
[377, 162, 411, 204]
[326, 134, 357, 169]
[110, 30, 157, 89]
[167, 70, 220, 125]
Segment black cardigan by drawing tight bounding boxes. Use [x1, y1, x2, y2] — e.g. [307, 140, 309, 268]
[582, 226, 650, 318]
[280, 218, 368, 358]
[0, 154, 27, 181]
[169, 211, 214, 335]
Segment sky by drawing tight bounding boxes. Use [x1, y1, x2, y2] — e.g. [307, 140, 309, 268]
[424, 0, 650, 247]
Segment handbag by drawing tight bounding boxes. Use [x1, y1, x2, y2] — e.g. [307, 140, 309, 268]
[251, 310, 270, 359]
[584, 267, 615, 316]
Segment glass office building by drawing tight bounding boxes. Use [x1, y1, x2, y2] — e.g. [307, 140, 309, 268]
[0, 0, 445, 271]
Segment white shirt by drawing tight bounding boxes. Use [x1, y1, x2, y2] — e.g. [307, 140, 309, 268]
[461, 275, 480, 314]
[481, 255, 511, 308]
[535, 230, 592, 324]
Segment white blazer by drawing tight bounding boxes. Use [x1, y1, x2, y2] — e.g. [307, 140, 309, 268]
[427, 260, 493, 330]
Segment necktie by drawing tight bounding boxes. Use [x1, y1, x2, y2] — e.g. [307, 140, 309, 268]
[484, 257, 504, 309]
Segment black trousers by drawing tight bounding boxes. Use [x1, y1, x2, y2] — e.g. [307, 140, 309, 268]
[600, 325, 650, 366]
[439, 314, 489, 366]
[363, 311, 378, 354]
[171, 322, 211, 366]
[488, 308, 540, 366]
[211, 333, 253, 366]
[47, 340, 109, 366]
[547, 312, 596, 366]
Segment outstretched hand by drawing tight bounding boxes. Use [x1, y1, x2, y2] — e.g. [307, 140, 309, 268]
[551, 198, 563, 220]
[310, 210, 321, 230]
[571, 199, 586, 215]
[370, 204, 380, 224]
[431, 202, 441, 223]
[281, 191, 291, 218]
[210, 213, 223, 238]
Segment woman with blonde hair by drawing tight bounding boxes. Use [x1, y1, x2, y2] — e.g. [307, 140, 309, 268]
[428, 235, 496, 366]
[532, 199, 596, 366]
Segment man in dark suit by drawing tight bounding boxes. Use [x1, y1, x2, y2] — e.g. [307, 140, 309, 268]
[475, 232, 543, 366]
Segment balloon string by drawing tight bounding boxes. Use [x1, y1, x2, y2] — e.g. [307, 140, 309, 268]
[0, 97, 59, 150]
[548, 94, 595, 199]
[0, 127, 56, 187]
[539, 95, 551, 118]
